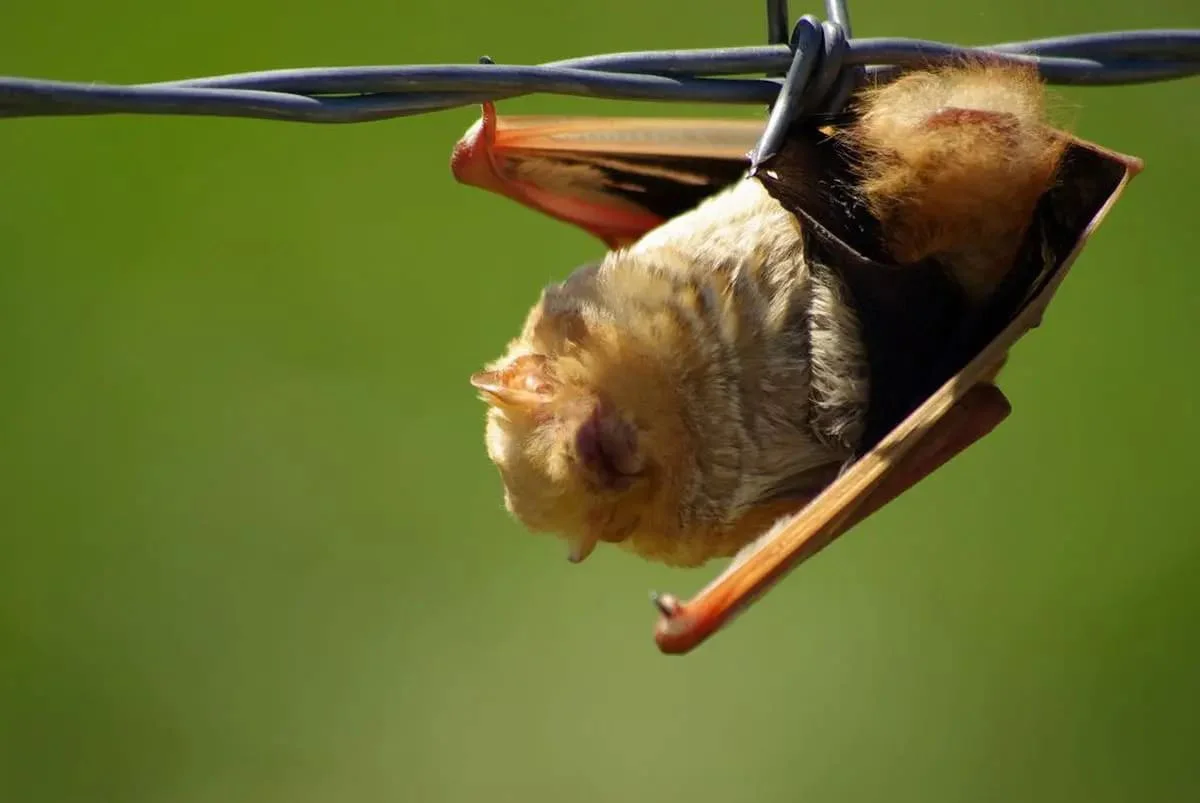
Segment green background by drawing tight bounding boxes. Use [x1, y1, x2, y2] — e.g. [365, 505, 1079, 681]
[2, 1, 1198, 801]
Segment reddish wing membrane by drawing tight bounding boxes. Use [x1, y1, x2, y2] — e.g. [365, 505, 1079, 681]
[450, 102, 763, 248]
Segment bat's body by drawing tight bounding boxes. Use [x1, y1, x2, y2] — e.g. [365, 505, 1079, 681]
[478, 177, 856, 566]
[465, 64, 1068, 568]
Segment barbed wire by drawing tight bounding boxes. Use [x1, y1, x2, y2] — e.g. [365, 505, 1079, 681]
[2, 0, 1196, 159]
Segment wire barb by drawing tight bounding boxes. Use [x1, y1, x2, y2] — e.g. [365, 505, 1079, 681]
[749, 3, 862, 171]
[0, 1, 1196, 125]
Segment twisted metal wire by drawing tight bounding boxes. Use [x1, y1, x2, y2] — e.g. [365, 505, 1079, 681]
[1, 0, 1195, 139]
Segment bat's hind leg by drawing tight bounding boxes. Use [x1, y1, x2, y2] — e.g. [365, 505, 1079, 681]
[846, 63, 1068, 301]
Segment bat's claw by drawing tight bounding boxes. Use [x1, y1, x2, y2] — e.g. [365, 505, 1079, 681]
[650, 591, 680, 617]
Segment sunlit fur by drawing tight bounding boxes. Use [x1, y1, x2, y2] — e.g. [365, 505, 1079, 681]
[844, 63, 1067, 301]
[475, 64, 1066, 567]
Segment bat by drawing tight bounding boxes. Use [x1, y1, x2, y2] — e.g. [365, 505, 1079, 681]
[452, 63, 1143, 654]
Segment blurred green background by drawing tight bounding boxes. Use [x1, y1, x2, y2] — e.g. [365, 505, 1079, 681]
[2, 1, 1198, 801]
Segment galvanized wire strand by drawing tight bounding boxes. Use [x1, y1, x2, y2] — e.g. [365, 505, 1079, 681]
[1, 0, 1196, 125]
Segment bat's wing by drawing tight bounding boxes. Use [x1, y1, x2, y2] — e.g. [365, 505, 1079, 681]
[450, 102, 763, 248]
[653, 134, 1144, 655]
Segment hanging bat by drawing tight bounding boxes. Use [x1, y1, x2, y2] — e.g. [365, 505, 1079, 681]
[452, 63, 1142, 654]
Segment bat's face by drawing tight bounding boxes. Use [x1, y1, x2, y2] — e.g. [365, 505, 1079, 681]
[472, 294, 661, 564]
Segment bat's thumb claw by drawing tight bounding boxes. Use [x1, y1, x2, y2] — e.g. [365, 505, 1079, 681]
[650, 592, 679, 617]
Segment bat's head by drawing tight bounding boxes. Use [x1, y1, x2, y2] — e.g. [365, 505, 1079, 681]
[471, 283, 682, 564]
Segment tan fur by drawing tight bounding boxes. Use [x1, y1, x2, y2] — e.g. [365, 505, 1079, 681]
[844, 63, 1067, 301]
[475, 65, 1064, 567]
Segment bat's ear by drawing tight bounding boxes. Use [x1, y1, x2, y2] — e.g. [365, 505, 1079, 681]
[527, 288, 591, 351]
[574, 400, 645, 491]
[470, 353, 557, 413]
